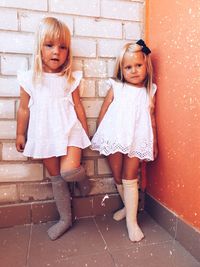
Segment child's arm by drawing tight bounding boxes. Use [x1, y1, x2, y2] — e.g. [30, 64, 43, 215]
[16, 87, 30, 152]
[150, 96, 158, 159]
[97, 88, 114, 126]
[72, 86, 89, 136]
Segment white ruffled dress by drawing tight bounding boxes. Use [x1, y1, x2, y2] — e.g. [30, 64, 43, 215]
[17, 70, 91, 159]
[91, 79, 157, 161]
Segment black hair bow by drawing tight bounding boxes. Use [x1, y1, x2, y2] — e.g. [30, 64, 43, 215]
[136, 39, 151, 55]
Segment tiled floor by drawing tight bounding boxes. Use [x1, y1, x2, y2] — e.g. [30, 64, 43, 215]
[1, 211, 200, 267]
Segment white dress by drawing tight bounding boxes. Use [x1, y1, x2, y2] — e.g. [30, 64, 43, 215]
[17, 70, 91, 159]
[91, 79, 157, 161]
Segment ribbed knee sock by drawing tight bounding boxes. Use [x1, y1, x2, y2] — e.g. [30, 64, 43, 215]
[48, 175, 72, 240]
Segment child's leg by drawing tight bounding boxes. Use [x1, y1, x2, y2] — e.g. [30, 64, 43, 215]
[107, 153, 126, 221]
[43, 157, 72, 240]
[122, 156, 144, 242]
[60, 147, 91, 196]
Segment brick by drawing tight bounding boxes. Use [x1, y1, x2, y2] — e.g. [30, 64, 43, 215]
[98, 39, 126, 58]
[2, 143, 27, 161]
[89, 177, 115, 195]
[84, 59, 107, 78]
[0, 0, 47, 11]
[87, 119, 97, 137]
[82, 159, 95, 176]
[31, 200, 59, 223]
[0, 203, 31, 227]
[0, 100, 15, 119]
[101, 0, 142, 21]
[20, 12, 73, 33]
[0, 32, 34, 54]
[0, 184, 18, 203]
[83, 147, 99, 157]
[124, 22, 142, 40]
[107, 59, 116, 77]
[0, 163, 44, 182]
[98, 158, 111, 175]
[72, 59, 83, 71]
[1, 55, 28, 75]
[0, 121, 16, 139]
[98, 79, 110, 97]
[0, 8, 17, 30]
[0, 77, 19, 97]
[72, 38, 96, 58]
[82, 100, 103, 118]
[49, 0, 100, 17]
[80, 79, 95, 97]
[75, 18, 122, 39]
[19, 182, 53, 201]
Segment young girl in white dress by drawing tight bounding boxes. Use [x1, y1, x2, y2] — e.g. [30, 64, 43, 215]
[91, 40, 158, 242]
[16, 17, 91, 240]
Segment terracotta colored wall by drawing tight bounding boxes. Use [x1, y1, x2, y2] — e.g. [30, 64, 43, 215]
[146, 0, 200, 230]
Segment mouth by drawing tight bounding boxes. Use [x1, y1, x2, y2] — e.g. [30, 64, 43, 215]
[51, 58, 59, 62]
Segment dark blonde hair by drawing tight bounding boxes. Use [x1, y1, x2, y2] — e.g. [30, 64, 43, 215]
[114, 42, 154, 107]
[32, 17, 74, 83]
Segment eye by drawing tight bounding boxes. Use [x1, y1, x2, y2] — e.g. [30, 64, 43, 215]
[137, 64, 142, 67]
[44, 43, 52, 48]
[125, 65, 132, 70]
[60, 45, 67, 50]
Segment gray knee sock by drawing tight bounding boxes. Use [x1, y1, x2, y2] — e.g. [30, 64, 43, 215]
[61, 165, 86, 182]
[48, 175, 72, 240]
[61, 166, 91, 196]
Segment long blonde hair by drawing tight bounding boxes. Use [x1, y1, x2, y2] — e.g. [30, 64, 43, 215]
[114, 41, 154, 108]
[32, 17, 74, 84]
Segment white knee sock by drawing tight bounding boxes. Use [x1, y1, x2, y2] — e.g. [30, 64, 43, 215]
[113, 183, 126, 221]
[122, 179, 144, 242]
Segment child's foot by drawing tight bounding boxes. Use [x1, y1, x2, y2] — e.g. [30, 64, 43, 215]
[47, 220, 71, 240]
[127, 223, 144, 242]
[113, 207, 126, 221]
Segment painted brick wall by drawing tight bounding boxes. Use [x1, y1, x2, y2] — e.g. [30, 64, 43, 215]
[0, 0, 145, 207]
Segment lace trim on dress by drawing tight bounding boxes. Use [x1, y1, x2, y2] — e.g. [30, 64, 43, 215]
[91, 137, 153, 161]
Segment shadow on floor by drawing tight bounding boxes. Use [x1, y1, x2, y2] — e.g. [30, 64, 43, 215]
[1, 211, 200, 267]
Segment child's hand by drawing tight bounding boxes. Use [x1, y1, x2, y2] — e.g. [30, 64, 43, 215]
[16, 134, 26, 152]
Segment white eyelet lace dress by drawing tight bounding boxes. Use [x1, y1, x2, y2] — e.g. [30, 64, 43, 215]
[17, 70, 91, 159]
[91, 79, 157, 161]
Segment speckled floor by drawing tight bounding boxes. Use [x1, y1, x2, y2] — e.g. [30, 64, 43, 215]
[1, 211, 200, 267]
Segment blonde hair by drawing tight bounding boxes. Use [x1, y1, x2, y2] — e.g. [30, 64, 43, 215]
[114, 42, 154, 108]
[32, 17, 74, 83]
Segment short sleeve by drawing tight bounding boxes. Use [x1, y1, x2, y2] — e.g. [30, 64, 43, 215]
[69, 71, 83, 93]
[17, 70, 32, 96]
[152, 83, 157, 96]
[106, 78, 116, 88]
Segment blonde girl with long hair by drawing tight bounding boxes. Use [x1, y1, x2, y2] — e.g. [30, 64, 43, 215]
[91, 40, 158, 242]
[16, 17, 91, 240]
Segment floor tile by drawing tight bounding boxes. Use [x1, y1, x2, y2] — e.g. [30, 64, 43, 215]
[0, 211, 199, 267]
[111, 241, 200, 267]
[94, 211, 172, 251]
[27, 218, 107, 267]
[0, 225, 31, 267]
[39, 252, 115, 267]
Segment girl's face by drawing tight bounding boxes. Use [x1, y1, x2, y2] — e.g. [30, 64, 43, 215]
[41, 37, 68, 73]
[122, 51, 147, 87]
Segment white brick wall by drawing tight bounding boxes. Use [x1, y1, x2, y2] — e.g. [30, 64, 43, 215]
[0, 1, 145, 204]
[49, 0, 100, 17]
[0, 9, 18, 30]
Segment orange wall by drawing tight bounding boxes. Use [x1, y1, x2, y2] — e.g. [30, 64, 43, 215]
[146, 0, 200, 229]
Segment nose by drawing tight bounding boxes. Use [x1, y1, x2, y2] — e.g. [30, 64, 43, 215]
[131, 67, 136, 73]
[53, 46, 59, 54]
